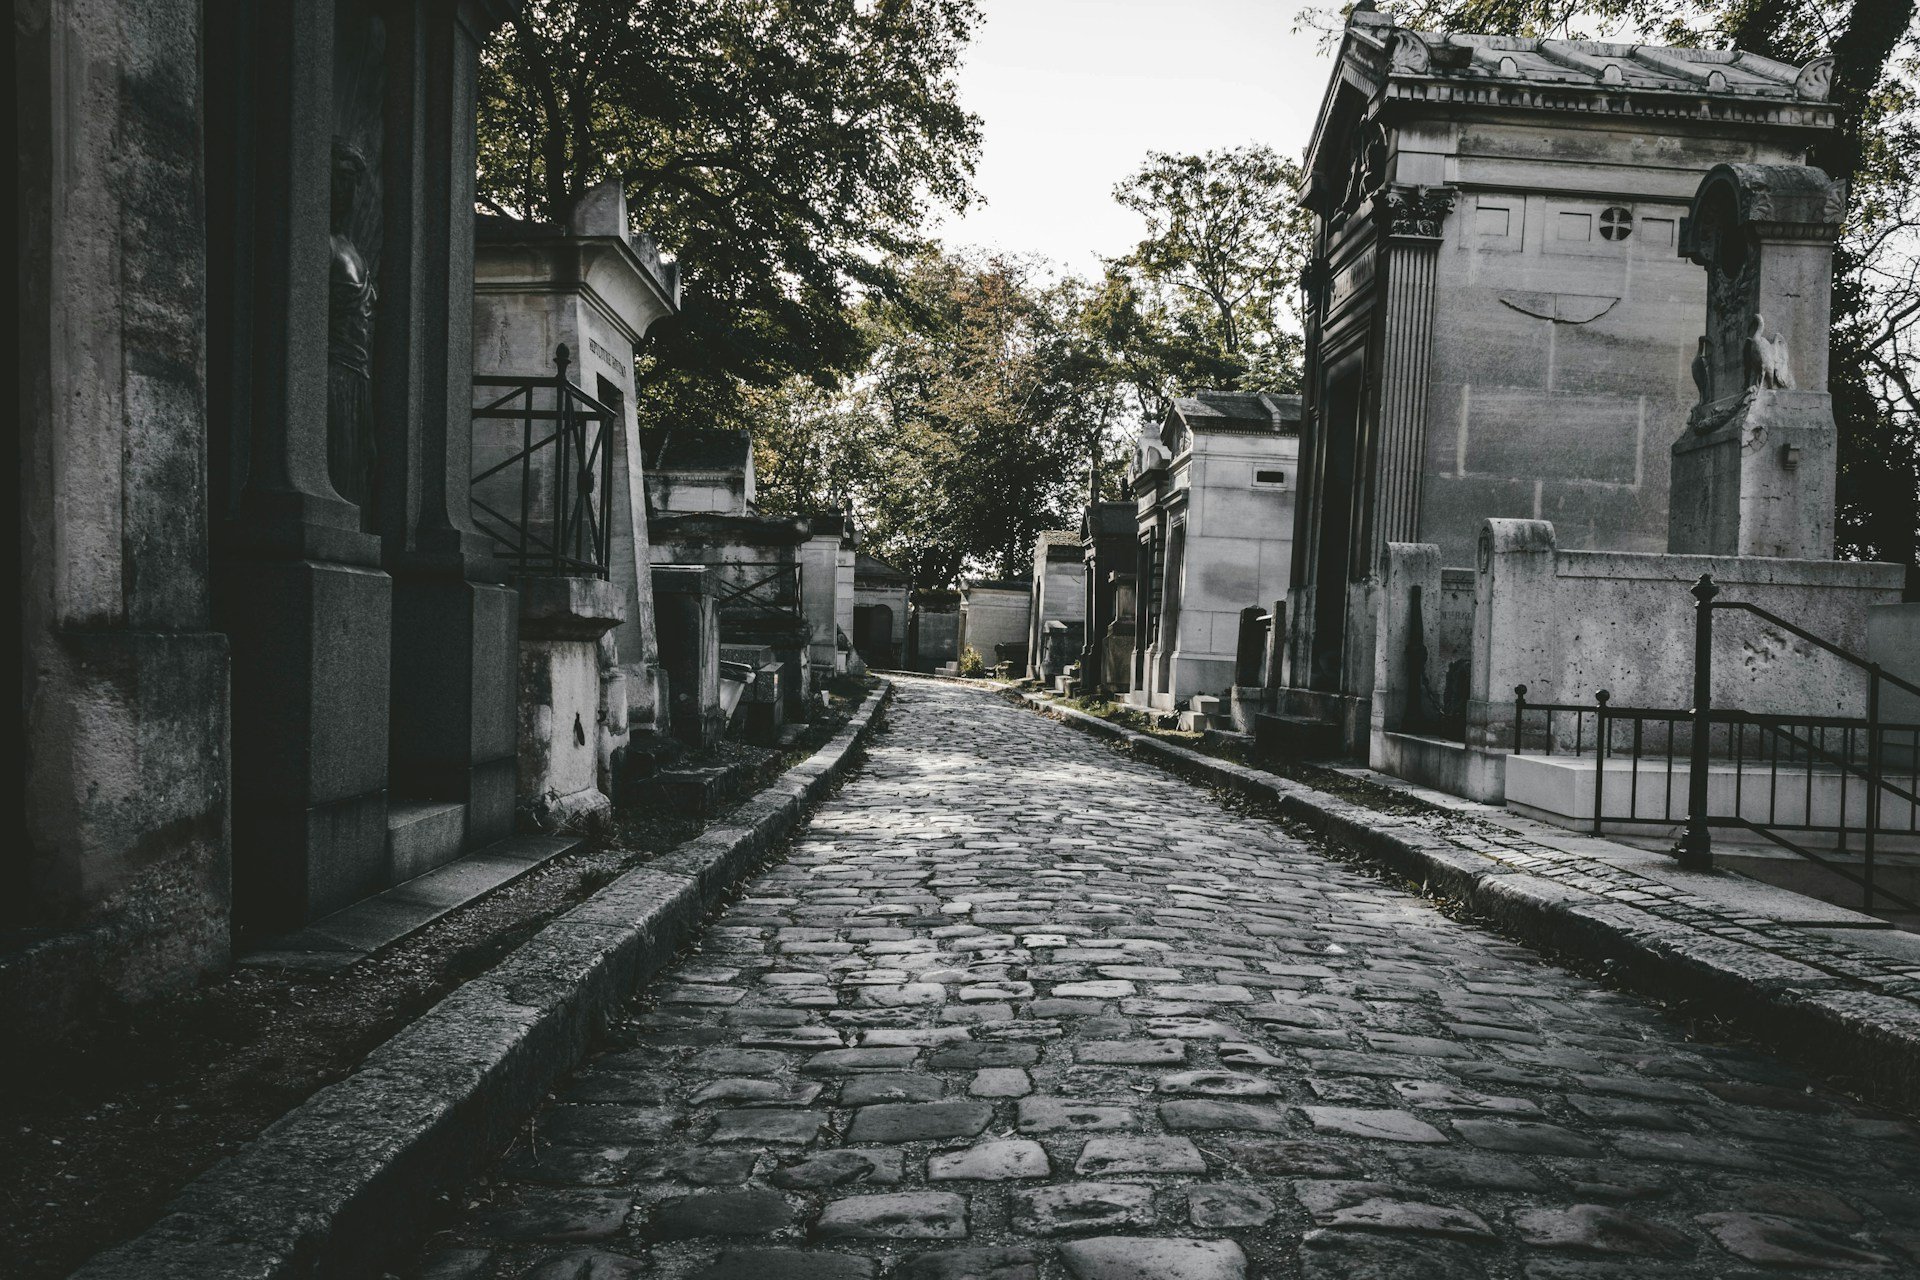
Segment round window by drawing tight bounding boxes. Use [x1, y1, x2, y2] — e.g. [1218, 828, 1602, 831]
[1599, 206, 1633, 241]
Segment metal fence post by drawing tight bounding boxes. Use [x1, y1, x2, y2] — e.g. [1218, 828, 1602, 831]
[1672, 574, 1718, 871]
[1513, 685, 1528, 753]
[1593, 689, 1610, 835]
[1866, 663, 1882, 912]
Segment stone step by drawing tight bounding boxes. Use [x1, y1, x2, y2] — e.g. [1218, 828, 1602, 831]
[1202, 727, 1255, 752]
[241, 833, 580, 973]
[386, 799, 467, 883]
[1253, 712, 1341, 759]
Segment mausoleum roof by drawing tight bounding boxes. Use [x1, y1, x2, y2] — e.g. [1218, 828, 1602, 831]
[1169, 391, 1303, 435]
[856, 552, 910, 584]
[1304, 10, 1836, 210]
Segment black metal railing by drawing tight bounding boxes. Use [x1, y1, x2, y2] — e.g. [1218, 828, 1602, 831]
[471, 344, 616, 580]
[1509, 575, 1920, 913]
[715, 562, 804, 621]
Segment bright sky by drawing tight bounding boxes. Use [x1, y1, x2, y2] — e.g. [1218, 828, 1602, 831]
[935, 0, 1337, 275]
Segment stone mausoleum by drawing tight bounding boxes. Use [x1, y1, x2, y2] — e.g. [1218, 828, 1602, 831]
[958, 580, 1034, 673]
[1129, 391, 1301, 712]
[1026, 532, 1089, 685]
[16, 0, 522, 1034]
[1079, 501, 1139, 695]
[472, 179, 681, 828]
[1278, 10, 1843, 752]
[853, 553, 912, 668]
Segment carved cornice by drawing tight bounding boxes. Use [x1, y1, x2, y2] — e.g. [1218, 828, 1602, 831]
[1381, 184, 1456, 240]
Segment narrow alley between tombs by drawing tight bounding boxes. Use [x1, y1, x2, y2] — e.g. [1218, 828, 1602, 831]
[404, 679, 1920, 1280]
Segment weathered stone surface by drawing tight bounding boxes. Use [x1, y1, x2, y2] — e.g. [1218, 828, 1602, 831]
[1017, 1098, 1139, 1133]
[709, 1110, 826, 1145]
[847, 1100, 994, 1143]
[1325, 1197, 1497, 1242]
[768, 1149, 904, 1190]
[1451, 1118, 1598, 1156]
[1077, 1039, 1186, 1065]
[1514, 1204, 1695, 1256]
[1695, 1212, 1892, 1269]
[694, 1248, 876, 1279]
[929, 1139, 1051, 1181]
[893, 1247, 1042, 1280]
[1187, 1184, 1277, 1227]
[815, 1191, 969, 1240]
[970, 1067, 1032, 1097]
[1012, 1182, 1158, 1235]
[1074, 1135, 1207, 1175]
[1157, 1070, 1283, 1097]
[472, 1189, 634, 1242]
[649, 1190, 794, 1238]
[1300, 1107, 1448, 1144]
[1057, 1237, 1248, 1280]
[1161, 1099, 1294, 1134]
[838, 1072, 944, 1105]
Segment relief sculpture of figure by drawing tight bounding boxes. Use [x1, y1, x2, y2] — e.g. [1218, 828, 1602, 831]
[327, 142, 378, 521]
[1691, 335, 1713, 405]
[1741, 314, 1795, 391]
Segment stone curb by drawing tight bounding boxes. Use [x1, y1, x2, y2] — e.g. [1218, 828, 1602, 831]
[1013, 689, 1920, 1115]
[69, 682, 895, 1280]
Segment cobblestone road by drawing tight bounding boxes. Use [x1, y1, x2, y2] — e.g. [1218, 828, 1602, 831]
[409, 680, 1920, 1279]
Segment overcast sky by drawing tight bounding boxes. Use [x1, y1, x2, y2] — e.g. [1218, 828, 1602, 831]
[935, 0, 1337, 274]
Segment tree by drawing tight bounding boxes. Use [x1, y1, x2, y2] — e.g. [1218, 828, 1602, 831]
[476, 0, 983, 430]
[753, 250, 1127, 587]
[1097, 144, 1316, 420]
[1298, 0, 1919, 572]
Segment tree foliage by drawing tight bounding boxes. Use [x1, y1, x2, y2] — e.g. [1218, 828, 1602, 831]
[753, 251, 1126, 587]
[476, 0, 983, 430]
[1094, 145, 1316, 424]
[1299, 0, 1920, 570]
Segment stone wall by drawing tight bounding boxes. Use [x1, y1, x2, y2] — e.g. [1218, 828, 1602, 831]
[1469, 519, 1905, 752]
[13, 0, 233, 1039]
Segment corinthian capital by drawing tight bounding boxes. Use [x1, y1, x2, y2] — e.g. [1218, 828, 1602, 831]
[1382, 184, 1456, 240]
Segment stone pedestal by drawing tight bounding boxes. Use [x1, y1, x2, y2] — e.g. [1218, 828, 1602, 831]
[517, 577, 624, 833]
[654, 565, 725, 748]
[1669, 390, 1837, 559]
[220, 558, 393, 934]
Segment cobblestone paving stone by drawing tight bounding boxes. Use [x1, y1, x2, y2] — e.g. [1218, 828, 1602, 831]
[408, 681, 1920, 1279]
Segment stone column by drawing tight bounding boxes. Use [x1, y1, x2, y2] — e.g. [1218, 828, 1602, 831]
[208, 0, 398, 939]
[1468, 519, 1560, 751]
[1372, 185, 1454, 555]
[386, 0, 519, 855]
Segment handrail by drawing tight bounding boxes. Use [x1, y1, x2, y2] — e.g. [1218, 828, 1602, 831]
[1713, 598, 1920, 699]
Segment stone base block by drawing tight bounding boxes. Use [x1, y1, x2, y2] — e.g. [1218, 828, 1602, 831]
[528, 785, 613, 836]
[1669, 389, 1837, 559]
[636, 761, 757, 819]
[1372, 730, 1508, 803]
